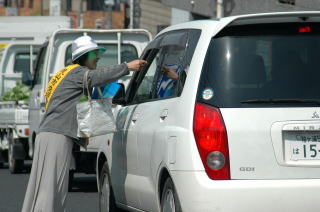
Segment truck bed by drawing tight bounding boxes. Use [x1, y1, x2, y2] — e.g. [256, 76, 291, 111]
[0, 101, 28, 127]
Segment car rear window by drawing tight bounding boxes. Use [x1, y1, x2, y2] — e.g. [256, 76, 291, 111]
[197, 22, 320, 107]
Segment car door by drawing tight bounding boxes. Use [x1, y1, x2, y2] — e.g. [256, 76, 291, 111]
[109, 45, 160, 208]
[122, 29, 201, 211]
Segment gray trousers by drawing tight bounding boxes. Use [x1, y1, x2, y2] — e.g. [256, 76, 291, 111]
[22, 132, 73, 212]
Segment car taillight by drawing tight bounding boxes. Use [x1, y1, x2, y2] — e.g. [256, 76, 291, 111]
[193, 103, 230, 180]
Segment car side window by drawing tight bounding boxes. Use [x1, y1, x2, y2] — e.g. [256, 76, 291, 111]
[132, 50, 161, 103]
[127, 29, 201, 104]
[152, 30, 201, 99]
[152, 44, 186, 99]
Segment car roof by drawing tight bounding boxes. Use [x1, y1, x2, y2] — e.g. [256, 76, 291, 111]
[157, 11, 320, 37]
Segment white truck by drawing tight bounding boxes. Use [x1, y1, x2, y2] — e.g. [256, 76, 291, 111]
[28, 28, 151, 186]
[0, 16, 72, 172]
[0, 42, 40, 172]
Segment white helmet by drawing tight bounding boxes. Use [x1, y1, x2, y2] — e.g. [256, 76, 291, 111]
[71, 35, 105, 62]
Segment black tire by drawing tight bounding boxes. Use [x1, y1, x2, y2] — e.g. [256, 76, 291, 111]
[99, 161, 118, 212]
[8, 133, 24, 174]
[161, 177, 182, 212]
[0, 150, 4, 168]
[68, 170, 75, 192]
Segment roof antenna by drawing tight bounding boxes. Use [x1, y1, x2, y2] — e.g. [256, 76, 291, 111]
[83, 32, 87, 36]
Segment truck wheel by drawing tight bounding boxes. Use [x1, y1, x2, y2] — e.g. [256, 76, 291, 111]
[8, 133, 24, 174]
[161, 177, 182, 212]
[1, 134, 9, 162]
[99, 161, 118, 212]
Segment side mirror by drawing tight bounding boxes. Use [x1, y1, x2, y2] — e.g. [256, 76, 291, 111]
[22, 70, 32, 86]
[112, 83, 126, 106]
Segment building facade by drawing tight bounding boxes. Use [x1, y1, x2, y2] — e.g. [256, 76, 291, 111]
[0, 0, 319, 34]
[134, 0, 320, 36]
[0, 0, 126, 29]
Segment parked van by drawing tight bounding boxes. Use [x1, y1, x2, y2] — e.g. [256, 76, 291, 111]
[29, 29, 151, 183]
[96, 11, 320, 212]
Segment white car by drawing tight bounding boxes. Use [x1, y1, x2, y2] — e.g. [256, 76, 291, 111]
[96, 11, 320, 212]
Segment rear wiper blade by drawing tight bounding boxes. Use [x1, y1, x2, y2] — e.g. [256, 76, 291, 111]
[241, 99, 320, 105]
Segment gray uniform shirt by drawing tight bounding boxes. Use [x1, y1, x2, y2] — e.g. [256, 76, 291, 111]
[37, 63, 129, 139]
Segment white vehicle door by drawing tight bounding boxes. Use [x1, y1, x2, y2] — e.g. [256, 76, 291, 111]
[119, 30, 200, 211]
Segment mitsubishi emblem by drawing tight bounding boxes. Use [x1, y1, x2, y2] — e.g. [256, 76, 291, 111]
[312, 111, 320, 119]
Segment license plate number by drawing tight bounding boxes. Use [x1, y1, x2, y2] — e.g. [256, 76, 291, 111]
[288, 133, 320, 160]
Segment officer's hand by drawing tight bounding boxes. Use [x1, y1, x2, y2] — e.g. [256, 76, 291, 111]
[126, 60, 147, 71]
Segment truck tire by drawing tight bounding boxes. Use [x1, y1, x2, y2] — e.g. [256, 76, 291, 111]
[99, 161, 119, 212]
[0, 134, 9, 162]
[8, 133, 24, 174]
[161, 177, 182, 212]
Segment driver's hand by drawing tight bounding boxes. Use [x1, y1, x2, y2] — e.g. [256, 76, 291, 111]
[162, 66, 179, 80]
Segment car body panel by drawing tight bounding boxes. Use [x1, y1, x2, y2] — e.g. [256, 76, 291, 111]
[97, 11, 320, 212]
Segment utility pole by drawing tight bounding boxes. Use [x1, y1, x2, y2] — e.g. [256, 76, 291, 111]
[216, 0, 224, 18]
[50, 0, 61, 16]
[107, 5, 112, 29]
[105, 0, 114, 29]
[41, 0, 44, 16]
[15, 0, 19, 16]
[79, 0, 84, 28]
[130, 0, 140, 29]
[129, 0, 133, 29]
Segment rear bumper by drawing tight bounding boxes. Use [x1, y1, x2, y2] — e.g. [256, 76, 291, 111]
[171, 171, 320, 212]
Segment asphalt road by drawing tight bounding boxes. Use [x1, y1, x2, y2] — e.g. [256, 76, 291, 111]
[0, 161, 99, 212]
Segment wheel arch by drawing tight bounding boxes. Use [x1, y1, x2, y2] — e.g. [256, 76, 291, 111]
[96, 151, 107, 191]
[158, 166, 171, 204]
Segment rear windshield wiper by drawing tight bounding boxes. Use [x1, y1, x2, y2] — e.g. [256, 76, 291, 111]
[241, 99, 320, 105]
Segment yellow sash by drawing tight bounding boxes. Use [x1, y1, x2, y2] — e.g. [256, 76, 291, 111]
[44, 64, 80, 110]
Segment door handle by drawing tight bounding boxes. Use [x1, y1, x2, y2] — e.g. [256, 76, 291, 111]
[160, 109, 168, 120]
[132, 113, 139, 123]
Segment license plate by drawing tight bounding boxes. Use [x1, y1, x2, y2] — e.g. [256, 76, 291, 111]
[287, 132, 320, 160]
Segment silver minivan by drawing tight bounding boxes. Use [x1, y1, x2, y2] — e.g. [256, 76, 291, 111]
[97, 12, 320, 212]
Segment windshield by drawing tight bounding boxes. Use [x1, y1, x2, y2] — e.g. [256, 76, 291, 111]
[14, 52, 38, 73]
[198, 23, 320, 107]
